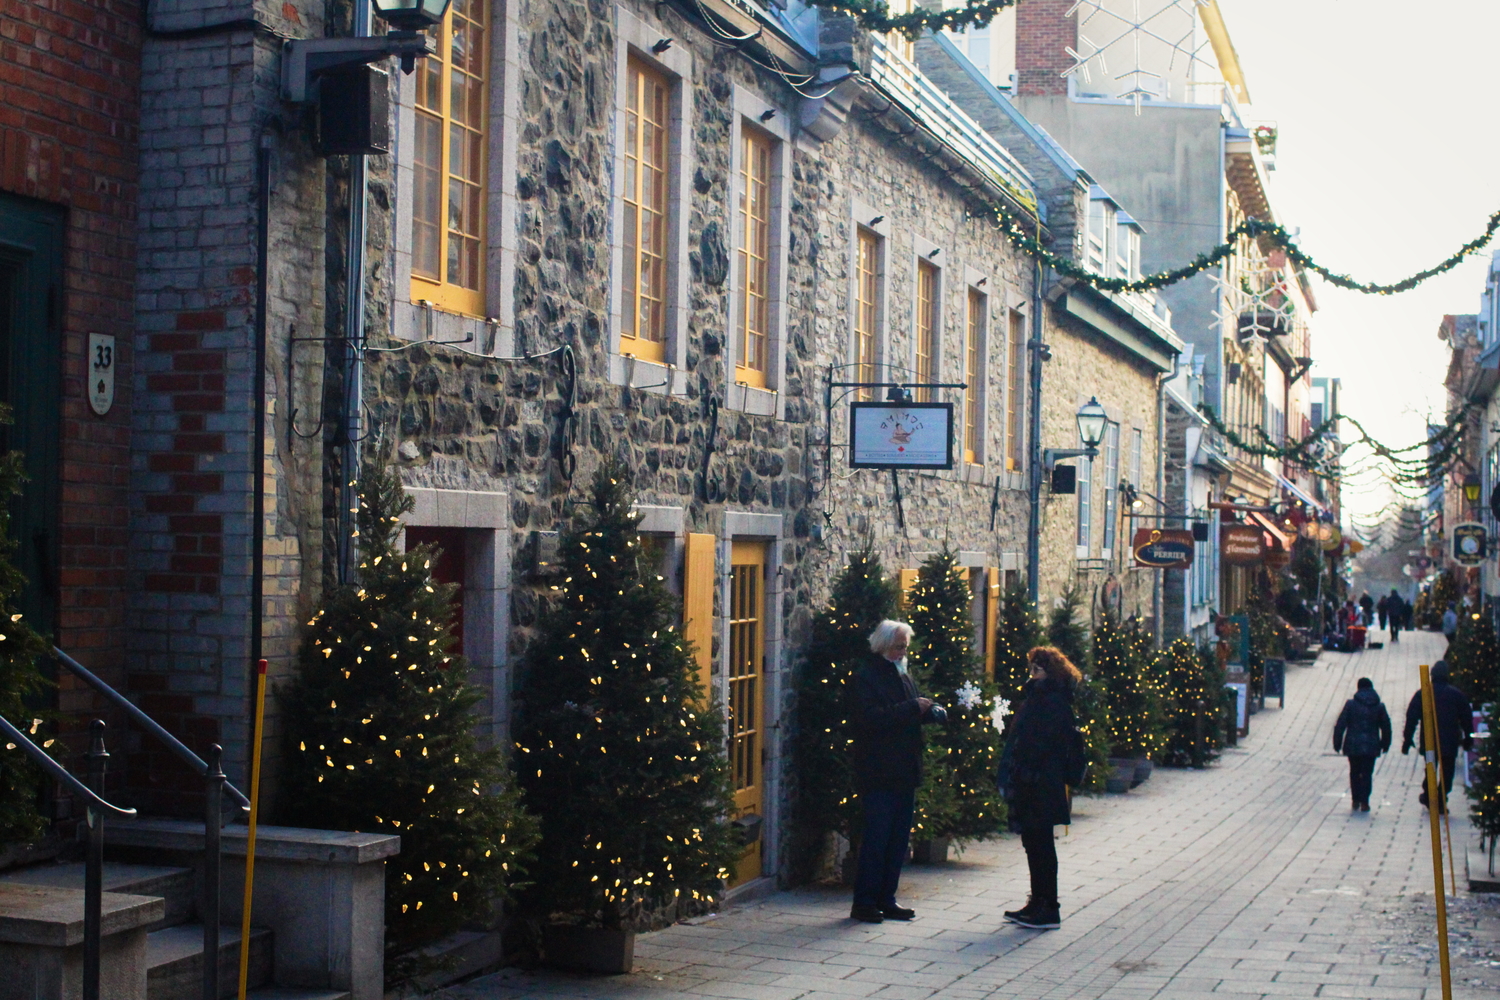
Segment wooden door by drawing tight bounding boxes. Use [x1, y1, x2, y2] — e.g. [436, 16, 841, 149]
[728, 540, 767, 886]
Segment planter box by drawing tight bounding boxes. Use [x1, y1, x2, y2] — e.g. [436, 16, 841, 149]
[1132, 759, 1154, 787]
[543, 925, 635, 974]
[910, 838, 950, 864]
[1105, 758, 1135, 794]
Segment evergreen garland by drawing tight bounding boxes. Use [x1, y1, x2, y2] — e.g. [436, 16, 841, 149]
[1447, 603, 1499, 709]
[792, 545, 898, 881]
[906, 549, 1004, 845]
[1046, 588, 1108, 794]
[1093, 610, 1161, 759]
[0, 403, 54, 846]
[511, 466, 740, 928]
[278, 469, 537, 974]
[1155, 638, 1223, 769]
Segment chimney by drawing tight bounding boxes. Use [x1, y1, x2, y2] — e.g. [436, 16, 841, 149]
[1015, 0, 1077, 97]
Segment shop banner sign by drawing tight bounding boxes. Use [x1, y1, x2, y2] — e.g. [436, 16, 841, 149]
[1132, 528, 1194, 569]
[849, 402, 954, 469]
[1454, 522, 1487, 567]
[1221, 524, 1265, 565]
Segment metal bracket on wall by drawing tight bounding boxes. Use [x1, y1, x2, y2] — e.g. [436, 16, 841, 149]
[698, 395, 723, 503]
[554, 345, 578, 481]
[989, 474, 1002, 531]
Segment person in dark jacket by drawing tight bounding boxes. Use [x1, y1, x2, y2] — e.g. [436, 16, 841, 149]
[849, 619, 944, 923]
[1401, 660, 1474, 811]
[1376, 595, 1389, 630]
[1387, 589, 1405, 643]
[1358, 591, 1375, 626]
[1333, 677, 1391, 812]
[997, 646, 1084, 931]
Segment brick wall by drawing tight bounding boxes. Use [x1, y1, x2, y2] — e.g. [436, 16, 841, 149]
[0, 0, 139, 725]
[1015, 0, 1075, 97]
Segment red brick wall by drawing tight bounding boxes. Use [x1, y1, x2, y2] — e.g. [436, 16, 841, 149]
[1016, 0, 1076, 97]
[0, 0, 139, 711]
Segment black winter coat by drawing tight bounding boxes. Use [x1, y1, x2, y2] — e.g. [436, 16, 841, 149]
[998, 677, 1081, 829]
[850, 654, 926, 792]
[1402, 680, 1474, 757]
[1333, 689, 1391, 758]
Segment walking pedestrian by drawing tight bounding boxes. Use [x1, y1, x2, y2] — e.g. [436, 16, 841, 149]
[997, 646, 1086, 931]
[1442, 603, 1459, 651]
[1333, 677, 1391, 812]
[1387, 589, 1405, 643]
[1358, 591, 1374, 627]
[1400, 660, 1474, 812]
[849, 619, 946, 923]
[1376, 594, 1388, 630]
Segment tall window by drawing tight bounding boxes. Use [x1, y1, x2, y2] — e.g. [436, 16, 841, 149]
[1130, 427, 1143, 490]
[736, 126, 772, 387]
[1006, 309, 1025, 470]
[621, 58, 670, 362]
[1101, 422, 1120, 554]
[854, 228, 880, 400]
[914, 259, 939, 401]
[1076, 452, 1092, 551]
[412, 0, 488, 316]
[964, 288, 985, 464]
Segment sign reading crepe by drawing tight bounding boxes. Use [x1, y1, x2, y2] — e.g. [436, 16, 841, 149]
[1220, 524, 1265, 565]
[1132, 528, 1194, 569]
[849, 402, 954, 469]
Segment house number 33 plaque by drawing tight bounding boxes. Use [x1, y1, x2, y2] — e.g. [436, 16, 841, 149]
[88, 333, 115, 416]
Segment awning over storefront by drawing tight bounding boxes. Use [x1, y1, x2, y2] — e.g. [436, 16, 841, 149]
[1276, 475, 1328, 516]
[1248, 510, 1294, 552]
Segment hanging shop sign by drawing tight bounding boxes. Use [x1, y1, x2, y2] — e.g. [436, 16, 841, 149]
[1319, 524, 1343, 552]
[849, 402, 954, 469]
[1132, 528, 1194, 569]
[1454, 522, 1488, 566]
[1220, 524, 1265, 565]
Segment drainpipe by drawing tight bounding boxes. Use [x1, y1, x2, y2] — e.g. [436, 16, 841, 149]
[337, 0, 372, 585]
[252, 139, 270, 674]
[1026, 251, 1047, 606]
[1153, 367, 1168, 646]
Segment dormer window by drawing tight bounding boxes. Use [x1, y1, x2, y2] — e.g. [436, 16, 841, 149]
[1087, 198, 1115, 274]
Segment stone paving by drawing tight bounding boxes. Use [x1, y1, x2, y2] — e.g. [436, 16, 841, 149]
[438, 629, 1496, 999]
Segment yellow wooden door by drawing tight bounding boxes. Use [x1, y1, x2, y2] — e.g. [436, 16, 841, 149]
[728, 540, 767, 886]
[682, 533, 717, 704]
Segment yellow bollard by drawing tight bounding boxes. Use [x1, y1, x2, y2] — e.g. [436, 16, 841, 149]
[238, 660, 269, 1000]
[1419, 664, 1453, 1000]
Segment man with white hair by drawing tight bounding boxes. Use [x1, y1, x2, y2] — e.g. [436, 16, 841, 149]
[848, 618, 944, 923]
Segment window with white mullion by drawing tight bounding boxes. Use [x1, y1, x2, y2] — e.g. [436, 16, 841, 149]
[1101, 422, 1120, 555]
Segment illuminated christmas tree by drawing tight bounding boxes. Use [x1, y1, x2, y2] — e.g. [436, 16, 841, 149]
[511, 467, 739, 929]
[792, 545, 898, 881]
[1447, 603, 1499, 709]
[1467, 700, 1500, 869]
[0, 405, 53, 844]
[993, 581, 1042, 710]
[278, 469, 537, 972]
[906, 549, 1004, 844]
[1155, 637, 1222, 768]
[1047, 588, 1108, 793]
[1093, 609, 1160, 759]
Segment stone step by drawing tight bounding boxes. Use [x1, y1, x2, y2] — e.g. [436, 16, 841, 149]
[0, 861, 194, 931]
[147, 923, 272, 1000]
[246, 991, 352, 1000]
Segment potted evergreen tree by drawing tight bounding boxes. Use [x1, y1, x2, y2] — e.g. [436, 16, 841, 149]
[1093, 610, 1160, 790]
[1447, 603, 1498, 709]
[792, 545, 898, 883]
[1047, 588, 1110, 794]
[1156, 637, 1223, 768]
[278, 469, 538, 984]
[511, 466, 739, 972]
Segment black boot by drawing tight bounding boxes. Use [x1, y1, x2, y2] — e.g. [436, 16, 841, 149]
[1003, 896, 1040, 923]
[1011, 899, 1060, 930]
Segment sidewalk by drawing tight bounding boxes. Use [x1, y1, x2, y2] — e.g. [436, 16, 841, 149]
[439, 629, 1499, 999]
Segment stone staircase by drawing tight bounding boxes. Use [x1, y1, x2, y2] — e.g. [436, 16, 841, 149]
[0, 860, 348, 1000]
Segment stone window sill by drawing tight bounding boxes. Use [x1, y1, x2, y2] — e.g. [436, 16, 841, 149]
[607, 353, 691, 397]
[724, 382, 779, 418]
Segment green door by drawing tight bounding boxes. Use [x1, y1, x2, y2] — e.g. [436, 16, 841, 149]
[0, 193, 64, 636]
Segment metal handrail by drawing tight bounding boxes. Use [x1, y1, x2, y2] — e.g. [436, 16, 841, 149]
[0, 715, 135, 819]
[51, 647, 250, 812]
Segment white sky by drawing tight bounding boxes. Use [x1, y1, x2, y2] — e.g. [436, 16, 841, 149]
[1219, 0, 1500, 530]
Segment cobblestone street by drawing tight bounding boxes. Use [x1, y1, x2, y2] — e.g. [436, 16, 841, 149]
[440, 630, 1499, 999]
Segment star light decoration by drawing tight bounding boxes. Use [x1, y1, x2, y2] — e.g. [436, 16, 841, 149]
[1063, 0, 1219, 113]
[1212, 246, 1297, 341]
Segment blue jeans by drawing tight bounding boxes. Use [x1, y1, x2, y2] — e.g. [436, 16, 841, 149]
[853, 788, 915, 909]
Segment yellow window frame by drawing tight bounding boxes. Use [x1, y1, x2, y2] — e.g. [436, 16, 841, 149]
[1006, 309, 1026, 470]
[736, 125, 773, 388]
[854, 228, 880, 401]
[964, 287, 985, 465]
[915, 259, 938, 402]
[409, 0, 488, 318]
[619, 57, 670, 364]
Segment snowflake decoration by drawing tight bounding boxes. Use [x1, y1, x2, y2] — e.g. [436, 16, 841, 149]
[1212, 247, 1296, 340]
[955, 681, 983, 711]
[990, 697, 1011, 735]
[1063, 0, 1219, 113]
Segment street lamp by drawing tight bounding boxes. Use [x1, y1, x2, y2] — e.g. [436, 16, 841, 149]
[1044, 397, 1109, 470]
[281, 0, 454, 103]
[370, 0, 452, 31]
[1463, 472, 1481, 506]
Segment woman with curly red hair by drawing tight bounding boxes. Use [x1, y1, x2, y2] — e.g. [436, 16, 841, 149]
[997, 646, 1085, 930]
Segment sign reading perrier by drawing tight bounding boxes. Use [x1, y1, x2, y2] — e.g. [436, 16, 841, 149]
[1132, 528, 1194, 569]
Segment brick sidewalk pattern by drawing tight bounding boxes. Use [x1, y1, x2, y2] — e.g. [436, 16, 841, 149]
[439, 629, 1484, 999]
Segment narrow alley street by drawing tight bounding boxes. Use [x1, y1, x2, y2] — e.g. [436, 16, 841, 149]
[440, 630, 1500, 1000]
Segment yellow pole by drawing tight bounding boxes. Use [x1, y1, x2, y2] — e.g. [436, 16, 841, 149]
[238, 660, 269, 1000]
[1421, 669, 1461, 896]
[1419, 664, 1454, 1000]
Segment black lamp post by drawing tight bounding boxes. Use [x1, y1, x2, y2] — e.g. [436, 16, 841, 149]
[1044, 397, 1109, 470]
[281, 0, 454, 103]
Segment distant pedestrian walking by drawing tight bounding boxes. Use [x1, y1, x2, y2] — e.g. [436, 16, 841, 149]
[848, 620, 945, 924]
[1387, 589, 1405, 643]
[1400, 660, 1473, 812]
[1376, 595, 1388, 630]
[1442, 603, 1459, 651]
[997, 647, 1086, 932]
[1359, 591, 1374, 627]
[1333, 677, 1391, 812]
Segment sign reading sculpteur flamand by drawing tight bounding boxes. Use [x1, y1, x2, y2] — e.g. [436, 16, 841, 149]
[1132, 528, 1195, 570]
[849, 402, 954, 469]
[1220, 523, 1266, 566]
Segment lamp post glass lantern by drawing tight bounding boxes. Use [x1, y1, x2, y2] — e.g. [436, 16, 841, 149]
[1076, 397, 1107, 451]
[371, 0, 452, 32]
[1463, 473, 1481, 505]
